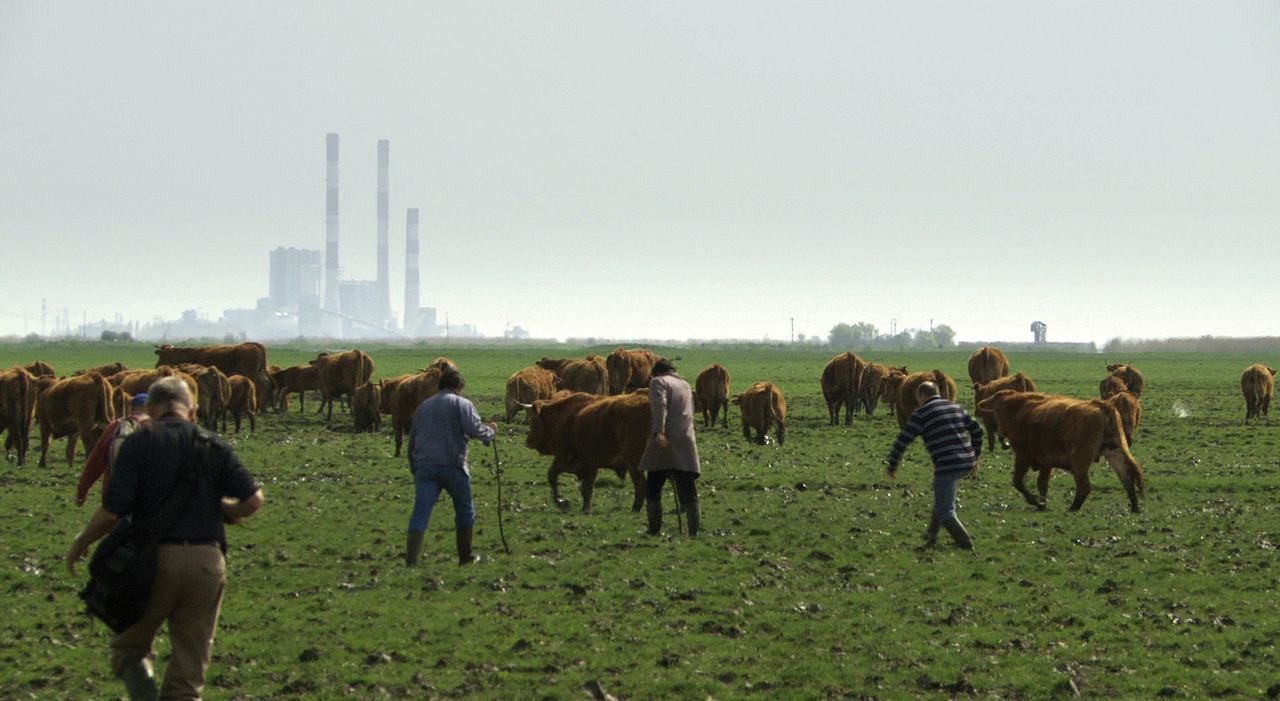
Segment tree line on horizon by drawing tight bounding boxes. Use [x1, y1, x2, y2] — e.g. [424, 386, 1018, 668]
[828, 322, 956, 351]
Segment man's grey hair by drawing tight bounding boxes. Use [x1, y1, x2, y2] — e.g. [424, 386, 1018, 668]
[916, 381, 940, 399]
[146, 376, 194, 410]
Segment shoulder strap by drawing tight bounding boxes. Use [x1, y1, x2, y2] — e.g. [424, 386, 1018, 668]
[135, 427, 212, 544]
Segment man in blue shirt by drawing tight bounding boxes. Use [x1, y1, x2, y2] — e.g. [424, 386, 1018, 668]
[885, 381, 983, 550]
[406, 368, 495, 566]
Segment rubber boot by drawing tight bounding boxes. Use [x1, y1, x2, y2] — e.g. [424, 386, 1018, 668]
[119, 658, 158, 701]
[941, 517, 973, 550]
[921, 514, 940, 548]
[405, 529, 425, 566]
[685, 500, 701, 537]
[456, 528, 478, 565]
[645, 500, 662, 536]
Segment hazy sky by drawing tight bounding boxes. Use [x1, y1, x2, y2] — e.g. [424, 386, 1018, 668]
[2, 2, 1278, 344]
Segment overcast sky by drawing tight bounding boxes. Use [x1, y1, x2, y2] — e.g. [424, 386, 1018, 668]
[2, 2, 1278, 344]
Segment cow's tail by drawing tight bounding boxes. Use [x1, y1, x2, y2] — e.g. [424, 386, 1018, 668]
[1105, 405, 1145, 495]
[355, 349, 366, 394]
[16, 369, 31, 453]
[95, 373, 113, 425]
[767, 383, 786, 443]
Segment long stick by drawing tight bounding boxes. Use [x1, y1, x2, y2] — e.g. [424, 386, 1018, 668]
[491, 441, 511, 555]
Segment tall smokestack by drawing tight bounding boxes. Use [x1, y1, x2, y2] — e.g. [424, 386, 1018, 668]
[324, 133, 341, 334]
[404, 208, 419, 334]
[376, 139, 390, 323]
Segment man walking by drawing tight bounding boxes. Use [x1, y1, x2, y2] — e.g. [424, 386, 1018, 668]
[405, 368, 496, 566]
[639, 358, 702, 537]
[66, 376, 264, 700]
[76, 391, 150, 507]
[885, 381, 983, 550]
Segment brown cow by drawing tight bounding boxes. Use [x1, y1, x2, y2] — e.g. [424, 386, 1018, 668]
[1104, 390, 1142, 446]
[109, 386, 132, 420]
[0, 366, 36, 465]
[389, 366, 447, 457]
[378, 373, 414, 416]
[504, 366, 560, 422]
[37, 372, 114, 468]
[24, 361, 55, 377]
[309, 349, 374, 421]
[226, 375, 257, 433]
[155, 342, 273, 409]
[973, 372, 1038, 450]
[732, 381, 787, 445]
[1098, 375, 1127, 399]
[189, 365, 231, 432]
[606, 347, 657, 395]
[893, 370, 958, 429]
[352, 382, 382, 433]
[1240, 364, 1275, 423]
[524, 390, 650, 513]
[821, 352, 865, 425]
[535, 355, 608, 394]
[967, 346, 1010, 386]
[272, 364, 321, 413]
[113, 367, 199, 408]
[73, 362, 128, 378]
[977, 390, 1145, 513]
[876, 367, 910, 412]
[1106, 363, 1145, 397]
[693, 364, 731, 428]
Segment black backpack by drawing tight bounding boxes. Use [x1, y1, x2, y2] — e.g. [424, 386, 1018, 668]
[79, 429, 211, 632]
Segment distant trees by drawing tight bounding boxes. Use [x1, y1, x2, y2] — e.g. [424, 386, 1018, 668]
[828, 322, 956, 351]
[99, 330, 133, 342]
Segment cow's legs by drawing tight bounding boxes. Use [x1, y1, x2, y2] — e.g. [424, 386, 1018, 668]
[578, 467, 599, 514]
[65, 433, 78, 468]
[248, 412, 255, 432]
[38, 429, 51, 468]
[742, 421, 751, 442]
[776, 421, 785, 446]
[1067, 467, 1092, 512]
[547, 460, 570, 510]
[1035, 465, 1053, 501]
[628, 467, 646, 512]
[1102, 449, 1141, 513]
[720, 401, 728, 428]
[755, 427, 766, 445]
[1011, 456, 1044, 508]
[844, 397, 855, 426]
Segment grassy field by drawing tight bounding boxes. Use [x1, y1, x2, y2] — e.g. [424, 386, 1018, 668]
[1, 342, 1277, 699]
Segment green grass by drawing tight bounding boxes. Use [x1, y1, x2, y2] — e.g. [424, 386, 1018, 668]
[1, 342, 1277, 699]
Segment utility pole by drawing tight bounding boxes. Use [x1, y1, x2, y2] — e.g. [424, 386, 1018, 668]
[41, 298, 46, 336]
[790, 317, 794, 344]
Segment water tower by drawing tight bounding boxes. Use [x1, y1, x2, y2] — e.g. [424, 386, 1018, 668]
[1030, 321, 1047, 344]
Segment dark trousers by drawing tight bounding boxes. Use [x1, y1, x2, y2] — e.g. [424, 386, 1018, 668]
[645, 469, 699, 505]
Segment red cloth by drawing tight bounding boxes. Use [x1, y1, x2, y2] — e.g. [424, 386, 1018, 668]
[75, 416, 146, 506]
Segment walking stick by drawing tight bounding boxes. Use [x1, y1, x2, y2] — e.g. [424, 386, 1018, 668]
[491, 440, 511, 555]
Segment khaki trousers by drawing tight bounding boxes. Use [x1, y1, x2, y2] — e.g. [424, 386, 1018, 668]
[111, 544, 226, 700]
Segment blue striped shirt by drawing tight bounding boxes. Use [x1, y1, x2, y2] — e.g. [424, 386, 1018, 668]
[886, 396, 983, 474]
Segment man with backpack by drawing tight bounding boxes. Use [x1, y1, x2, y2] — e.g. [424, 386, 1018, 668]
[66, 377, 264, 700]
[76, 392, 150, 507]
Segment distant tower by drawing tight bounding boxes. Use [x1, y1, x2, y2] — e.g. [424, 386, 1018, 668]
[1030, 321, 1047, 344]
[404, 208, 420, 334]
[323, 133, 341, 336]
[376, 139, 390, 325]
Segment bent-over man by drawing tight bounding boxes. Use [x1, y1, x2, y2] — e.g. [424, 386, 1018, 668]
[639, 358, 702, 536]
[66, 376, 264, 699]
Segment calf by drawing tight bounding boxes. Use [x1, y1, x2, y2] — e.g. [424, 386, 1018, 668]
[732, 381, 787, 445]
[693, 363, 731, 428]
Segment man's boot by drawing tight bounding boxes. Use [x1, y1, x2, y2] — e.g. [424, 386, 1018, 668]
[456, 528, 478, 565]
[685, 500, 701, 537]
[921, 514, 940, 548]
[405, 529, 425, 566]
[119, 658, 157, 701]
[941, 517, 973, 550]
[645, 500, 662, 536]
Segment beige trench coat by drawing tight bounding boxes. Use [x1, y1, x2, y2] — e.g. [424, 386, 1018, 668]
[638, 372, 701, 474]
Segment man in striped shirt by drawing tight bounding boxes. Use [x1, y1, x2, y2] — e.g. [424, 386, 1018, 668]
[885, 381, 983, 550]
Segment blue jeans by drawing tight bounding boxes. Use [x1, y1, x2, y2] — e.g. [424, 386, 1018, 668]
[408, 465, 475, 531]
[933, 469, 967, 521]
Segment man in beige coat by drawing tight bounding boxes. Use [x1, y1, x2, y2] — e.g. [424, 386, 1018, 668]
[639, 358, 702, 536]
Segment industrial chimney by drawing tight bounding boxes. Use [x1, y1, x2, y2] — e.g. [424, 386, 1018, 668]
[404, 208, 419, 334]
[376, 139, 390, 324]
[324, 133, 341, 335]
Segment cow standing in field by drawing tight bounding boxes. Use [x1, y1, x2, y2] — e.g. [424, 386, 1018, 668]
[24, 361, 55, 377]
[693, 363, 731, 428]
[892, 370, 958, 429]
[858, 363, 901, 417]
[876, 367, 911, 415]
[0, 366, 36, 465]
[977, 390, 1145, 513]
[226, 375, 257, 433]
[504, 366, 560, 422]
[821, 352, 865, 425]
[1104, 390, 1142, 446]
[1240, 364, 1275, 423]
[186, 365, 231, 432]
[524, 390, 651, 513]
[390, 366, 448, 457]
[155, 342, 274, 410]
[272, 364, 321, 413]
[114, 367, 200, 408]
[1106, 363, 1145, 397]
[606, 348, 657, 395]
[967, 346, 1009, 386]
[732, 381, 787, 445]
[73, 362, 128, 378]
[972, 372, 1038, 451]
[536, 355, 608, 395]
[37, 372, 114, 468]
[352, 382, 382, 433]
[309, 349, 374, 421]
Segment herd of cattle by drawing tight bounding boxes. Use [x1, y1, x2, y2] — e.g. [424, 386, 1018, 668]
[0, 343, 1275, 516]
